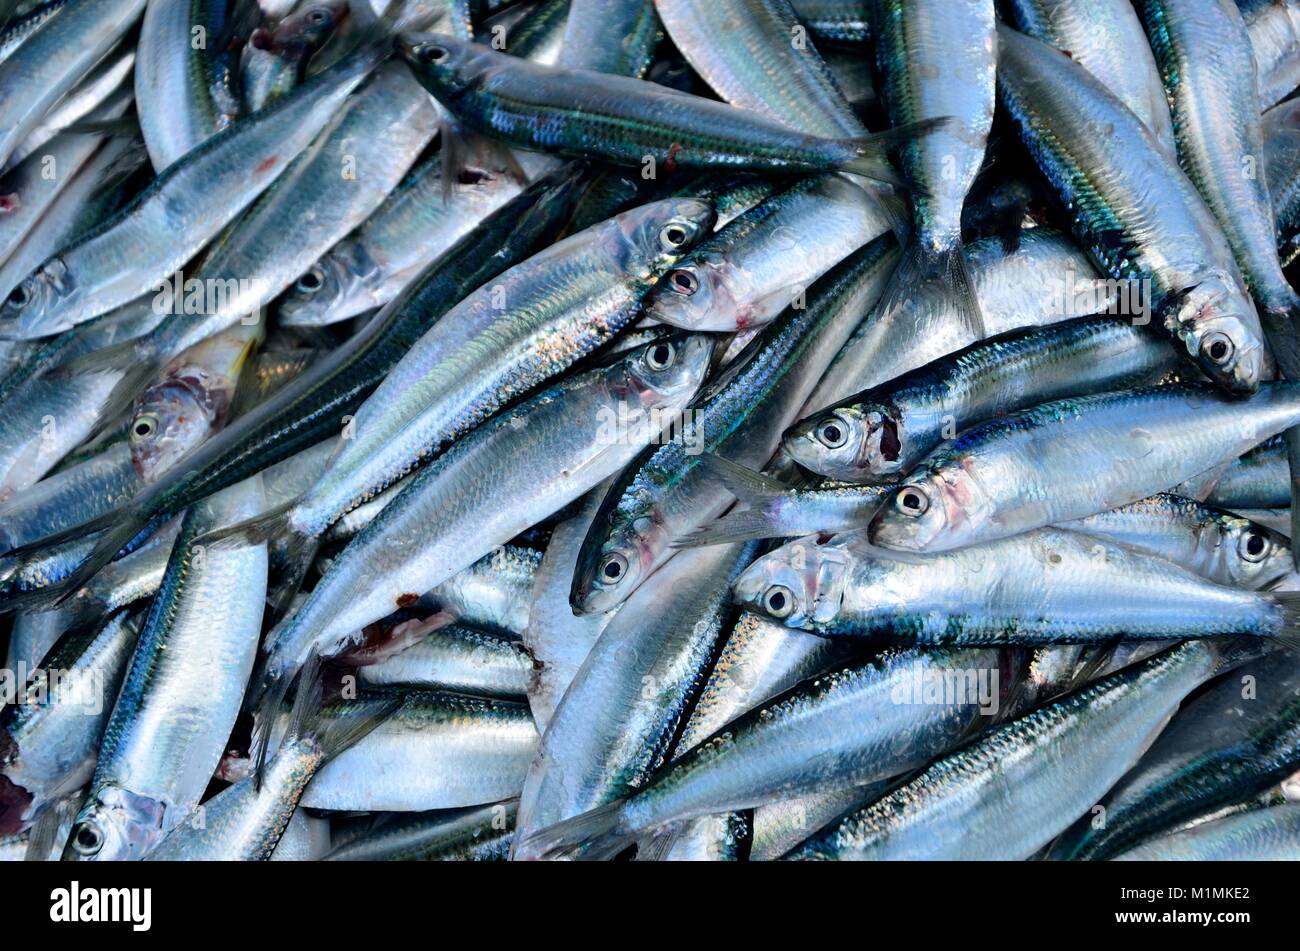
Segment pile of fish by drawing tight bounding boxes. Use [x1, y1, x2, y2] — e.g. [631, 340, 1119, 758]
[4, 0, 1300, 863]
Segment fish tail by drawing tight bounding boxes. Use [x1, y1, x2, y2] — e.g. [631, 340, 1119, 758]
[875, 236, 985, 341]
[1269, 591, 1300, 656]
[841, 116, 953, 186]
[54, 338, 163, 437]
[284, 652, 399, 760]
[0, 512, 155, 613]
[513, 800, 635, 862]
[673, 455, 791, 547]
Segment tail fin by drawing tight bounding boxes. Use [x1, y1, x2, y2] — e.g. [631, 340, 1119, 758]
[873, 236, 985, 342]
[512, 799, 635, 862]
[49, 339, 163, 439]
[18, 514, 159, 611]
[841, 116, 954, 186]
[284, 656, 399, 761]
[673, 455, 792, 547]
[1268, 591, 1300, 655]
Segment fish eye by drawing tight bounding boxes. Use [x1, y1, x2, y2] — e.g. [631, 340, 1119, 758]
[599, 552, 628, 583]
[659, 223, 690, 250]
[1201, 332, 1234, 366]
[306, 7, 330, 24]
[1238, 529, 1270, 563]
[131, 415, 158, 442]
[7, 283, 29, 309]
[296, 267, 325, 294]
[645, 342, 676, 370]
[816, 416, 848, 449]
[71, 822, 104, 856]
[763, 584, 794, 618]
[422, 44, 451, 64]
[667, 269, 698, 296]
[895, 486, 929, 516]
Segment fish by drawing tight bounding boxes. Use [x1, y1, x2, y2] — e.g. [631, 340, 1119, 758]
[66, 477, 270, 861]
[1112, 803, 1300, 860]
[323, 801, 517, 861]
[1003, 0, 1176, 157]
[868, 0, 997, 338]
[784, 639, 1258, 859]
[0, 610, 140, 837]
[0, 0, 145, 170]
[398, 32, 944, 182]
[1050, 651, 1300, 859]
[785, 316, 1184, 485]
[867, 383, 1300, 554]
[255, 332, 713, 695]
[733, 527, 1300, 648]
[643, 174, 892, 333]
[134, 0, 256, 172]
[997, 23, 1267, 394]
[240, 2, 349, 112]
[0, 42, 387, 341]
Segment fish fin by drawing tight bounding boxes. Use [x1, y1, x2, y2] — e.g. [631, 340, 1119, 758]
[840, 116, 953, 187]
[249, 661, 296, 793]
[633, 825, 682, 862]
[874, 237, 985, 342]
[59, 115, 143, 141]
[672, 456, 791, 547]
[285, 654, 399, 760]
[1269, 592, 1300, 656]
[50, 338, 162, 436]
[513, 799, 634, 861]
[18, 515, 158, 611]
[672, 511, 790, 547]
[22, 796, 71, 861]
[697, 454, 789, 500]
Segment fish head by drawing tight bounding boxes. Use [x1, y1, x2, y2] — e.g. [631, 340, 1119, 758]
[271, 1, 348, 55]
[0, 259, 73, 340]
[623, 333, 715, 406]
[129, 368, 233, 483]
[732, 536, 848, 630]
[1214, 515, 1292, 590]
[868, 468, 983, 552]
[644, 252, 744, 331]
[569, 491, 660, 616]
[783, 401, 905, 481]
[617, 198, 717, 286]
[278, 250, 362, 326]
[65, 786, 166, 861]
[1168, 273, 1265, 393]
[397, 32, 489, 99]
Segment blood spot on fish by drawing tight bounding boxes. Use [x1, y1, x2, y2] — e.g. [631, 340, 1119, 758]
[0, 193, 19, 214]
[396, 592, 419, 607]
[665, 142, 683, 174]
[255, 156, 280, 175]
